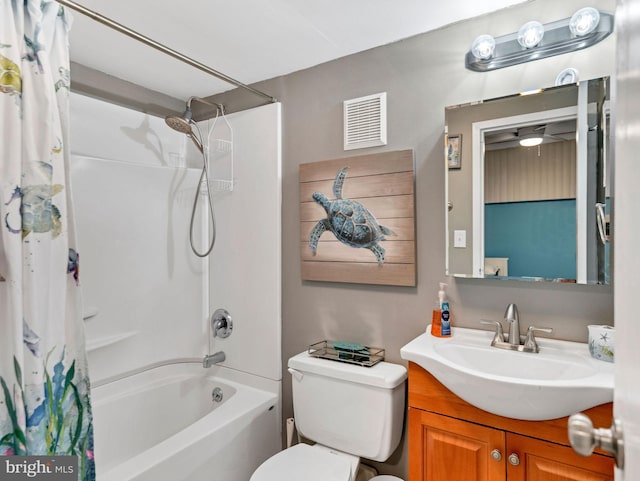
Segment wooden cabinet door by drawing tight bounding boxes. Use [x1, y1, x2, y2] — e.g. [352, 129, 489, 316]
[506, 433, 614, 481]
[408, 407, 506, 481]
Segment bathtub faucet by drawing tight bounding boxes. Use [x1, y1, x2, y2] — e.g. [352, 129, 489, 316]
[203, 351, 226, 368]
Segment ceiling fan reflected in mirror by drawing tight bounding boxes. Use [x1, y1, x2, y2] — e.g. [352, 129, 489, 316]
[484, 120, 576, 151]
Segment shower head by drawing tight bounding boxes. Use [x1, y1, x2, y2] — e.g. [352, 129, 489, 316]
[165, 106, 204, 153]
[165, 115, 193, 134]
[165, 106, 193, 134]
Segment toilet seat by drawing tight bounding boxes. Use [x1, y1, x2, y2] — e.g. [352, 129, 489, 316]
[250, 443, 355, 481]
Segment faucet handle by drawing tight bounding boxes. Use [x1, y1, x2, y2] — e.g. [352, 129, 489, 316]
[523, 326, 553, 352]
[480, 320, 505, 343]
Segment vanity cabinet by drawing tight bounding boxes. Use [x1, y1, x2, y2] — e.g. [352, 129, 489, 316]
[407, 362, 614, 481]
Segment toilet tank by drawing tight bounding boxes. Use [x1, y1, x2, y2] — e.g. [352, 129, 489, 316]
[288, 351, 407, 462]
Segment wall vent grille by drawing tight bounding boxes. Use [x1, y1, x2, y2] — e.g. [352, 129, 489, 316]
[343, 92, 387, 150]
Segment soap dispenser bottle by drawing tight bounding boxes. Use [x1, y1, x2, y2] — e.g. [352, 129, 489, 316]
[430, 304, 442, 337]
[439, 283, 452, 337]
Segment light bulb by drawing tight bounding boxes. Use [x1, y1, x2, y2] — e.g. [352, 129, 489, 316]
[517, 21, 545, 49]
[519, 137, 544, 147]
[471, 34, 496, 60]
[570, 7, 600, 36]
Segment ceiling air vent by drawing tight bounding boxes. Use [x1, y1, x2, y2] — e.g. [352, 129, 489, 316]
[343, 92, 387, 151]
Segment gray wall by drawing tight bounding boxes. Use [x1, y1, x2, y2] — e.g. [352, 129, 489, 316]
[215, 0, 616, 477]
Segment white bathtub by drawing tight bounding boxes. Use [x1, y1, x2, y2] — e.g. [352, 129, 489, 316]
[92, 360, 280, 481]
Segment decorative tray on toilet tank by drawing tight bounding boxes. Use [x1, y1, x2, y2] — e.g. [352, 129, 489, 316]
[308, 340, 385, 367]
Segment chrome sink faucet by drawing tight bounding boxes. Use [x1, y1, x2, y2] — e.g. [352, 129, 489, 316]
[504, 303, 520, 346]
[480, 304, 553, 353]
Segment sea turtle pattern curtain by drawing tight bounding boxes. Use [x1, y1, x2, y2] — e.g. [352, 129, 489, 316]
[0, 1, 95, 479]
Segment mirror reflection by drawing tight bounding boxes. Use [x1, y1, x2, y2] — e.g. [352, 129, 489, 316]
[445, 77, 611, 284]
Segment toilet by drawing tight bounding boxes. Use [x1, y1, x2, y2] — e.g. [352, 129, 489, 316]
[251, 350, 407, 481]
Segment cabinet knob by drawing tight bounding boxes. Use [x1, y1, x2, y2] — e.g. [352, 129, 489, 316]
[490, 449, 502, 462]
[508, 453, 520, 466]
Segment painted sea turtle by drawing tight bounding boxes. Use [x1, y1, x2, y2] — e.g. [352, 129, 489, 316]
[309, 167, 394, 264]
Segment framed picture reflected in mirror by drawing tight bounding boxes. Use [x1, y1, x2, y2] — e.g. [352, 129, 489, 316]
[447, 134, 462, 169]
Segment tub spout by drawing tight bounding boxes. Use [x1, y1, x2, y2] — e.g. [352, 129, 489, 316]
[203, 351, 225, 368]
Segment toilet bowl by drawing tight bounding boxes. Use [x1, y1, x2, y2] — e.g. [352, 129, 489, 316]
[251, 443, 359, 481]
[251, 351, 407, 481]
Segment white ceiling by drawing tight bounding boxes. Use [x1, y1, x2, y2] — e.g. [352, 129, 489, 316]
[68, 0, 527, 101]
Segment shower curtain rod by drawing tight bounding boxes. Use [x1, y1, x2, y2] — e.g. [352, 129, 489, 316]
[56, 0, 277, 104]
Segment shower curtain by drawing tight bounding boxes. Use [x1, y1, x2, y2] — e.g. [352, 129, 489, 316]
[0, 1, 95, 479]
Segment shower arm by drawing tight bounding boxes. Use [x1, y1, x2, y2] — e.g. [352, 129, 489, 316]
[56, 0, 277, 104]
[187, 96, 224, 120]
[184, 98, 221, 154]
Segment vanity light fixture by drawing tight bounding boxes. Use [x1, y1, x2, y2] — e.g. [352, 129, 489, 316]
[466, 8, 613, 72]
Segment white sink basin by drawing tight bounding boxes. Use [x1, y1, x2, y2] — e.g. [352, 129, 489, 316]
[400, 326, 614, 421]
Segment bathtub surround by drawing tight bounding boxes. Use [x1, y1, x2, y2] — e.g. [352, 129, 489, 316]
[69, 95, 282, 479]
[205, 103, 282, 383]
[69, 95, 282, 385]
[69, 94, 207, 383]
[0, 2, 95, 478]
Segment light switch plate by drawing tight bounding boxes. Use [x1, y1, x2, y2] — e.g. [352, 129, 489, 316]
[454, 230, 466, 248]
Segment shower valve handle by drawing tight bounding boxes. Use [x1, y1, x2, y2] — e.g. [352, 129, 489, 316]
[212, 308, 233, 338]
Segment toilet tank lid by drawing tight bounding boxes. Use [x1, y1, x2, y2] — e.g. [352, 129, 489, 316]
[288, 351, 407, 389]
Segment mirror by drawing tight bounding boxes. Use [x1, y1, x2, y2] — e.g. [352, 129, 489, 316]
[445, 77, 611, 284]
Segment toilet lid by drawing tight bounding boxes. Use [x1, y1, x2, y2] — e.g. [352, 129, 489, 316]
[251, 444, 354, 481]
